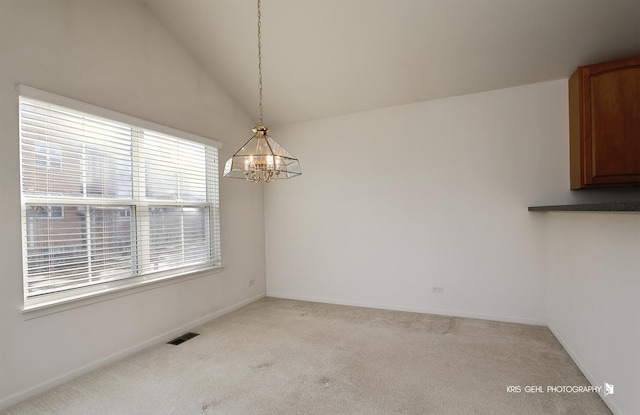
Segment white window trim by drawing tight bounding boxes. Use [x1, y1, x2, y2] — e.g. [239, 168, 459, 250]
[17, 85, 223, 318]
[17, 85, 222, 148]
[21, 266, 224, 320]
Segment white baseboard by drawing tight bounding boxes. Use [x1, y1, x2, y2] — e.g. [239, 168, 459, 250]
[547, 322, 621, 415]
[0, 293, 265, 411]
[266, 292, 547, 326]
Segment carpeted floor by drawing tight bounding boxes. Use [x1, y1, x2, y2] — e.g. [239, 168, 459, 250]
[1, 298, 612, 414]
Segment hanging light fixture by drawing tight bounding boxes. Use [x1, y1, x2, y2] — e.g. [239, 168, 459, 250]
[223, 0, 301, 183]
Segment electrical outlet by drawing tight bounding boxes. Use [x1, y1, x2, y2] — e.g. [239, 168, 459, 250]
[248, 279, 255, 287]
[432, 286, 444, 294]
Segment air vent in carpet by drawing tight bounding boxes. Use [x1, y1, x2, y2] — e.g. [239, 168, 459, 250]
[168, 332, 200, 345]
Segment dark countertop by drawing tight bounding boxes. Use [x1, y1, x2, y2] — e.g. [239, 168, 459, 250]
[528, 201, 640, 212]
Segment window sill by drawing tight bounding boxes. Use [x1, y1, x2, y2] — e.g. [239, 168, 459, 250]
[20, 266, 224, 320]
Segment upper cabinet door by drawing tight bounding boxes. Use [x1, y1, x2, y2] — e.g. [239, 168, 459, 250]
[569, 56, 640, 189]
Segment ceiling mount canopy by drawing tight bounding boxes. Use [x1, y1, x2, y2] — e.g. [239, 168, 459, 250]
[223, 0, 301, 183]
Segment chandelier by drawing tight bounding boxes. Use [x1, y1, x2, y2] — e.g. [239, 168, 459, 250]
[223, 0, 301, 183]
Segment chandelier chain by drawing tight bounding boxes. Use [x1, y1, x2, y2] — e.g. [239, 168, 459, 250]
[221, 0, 301, 182]
[257, 0, 263, 126]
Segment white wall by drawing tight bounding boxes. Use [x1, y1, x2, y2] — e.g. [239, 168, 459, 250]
[265, 78, 640, 414]
[547, 212, 640, 415]
[0, 0, 265, 409]
[265, 80, 572, 325]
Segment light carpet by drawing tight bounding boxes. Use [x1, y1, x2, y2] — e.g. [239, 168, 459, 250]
[1, 298, 612, 414]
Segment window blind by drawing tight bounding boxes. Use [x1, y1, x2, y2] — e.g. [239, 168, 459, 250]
[19, 88, 221, 302]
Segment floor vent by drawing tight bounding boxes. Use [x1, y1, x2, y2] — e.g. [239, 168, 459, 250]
[168, 332, 200, 345]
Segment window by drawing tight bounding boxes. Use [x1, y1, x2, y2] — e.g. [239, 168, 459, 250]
[32, 204, 64, 219]
[18, 86, 222, 306]
[35, 143, 63, 171]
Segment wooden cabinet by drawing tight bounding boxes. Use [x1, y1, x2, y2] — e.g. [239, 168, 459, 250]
[569, 56, 640, 189]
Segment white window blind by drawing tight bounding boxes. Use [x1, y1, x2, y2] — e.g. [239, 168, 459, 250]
[19, 86, 221, 304]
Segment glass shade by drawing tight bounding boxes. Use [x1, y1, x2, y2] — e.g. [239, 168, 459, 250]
[223, 126, 301, 182]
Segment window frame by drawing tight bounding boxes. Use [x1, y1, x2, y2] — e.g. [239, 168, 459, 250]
[17, 85, 223, 317]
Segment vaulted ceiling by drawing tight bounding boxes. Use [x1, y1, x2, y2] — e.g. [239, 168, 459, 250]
[143, 0, 640, 126]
